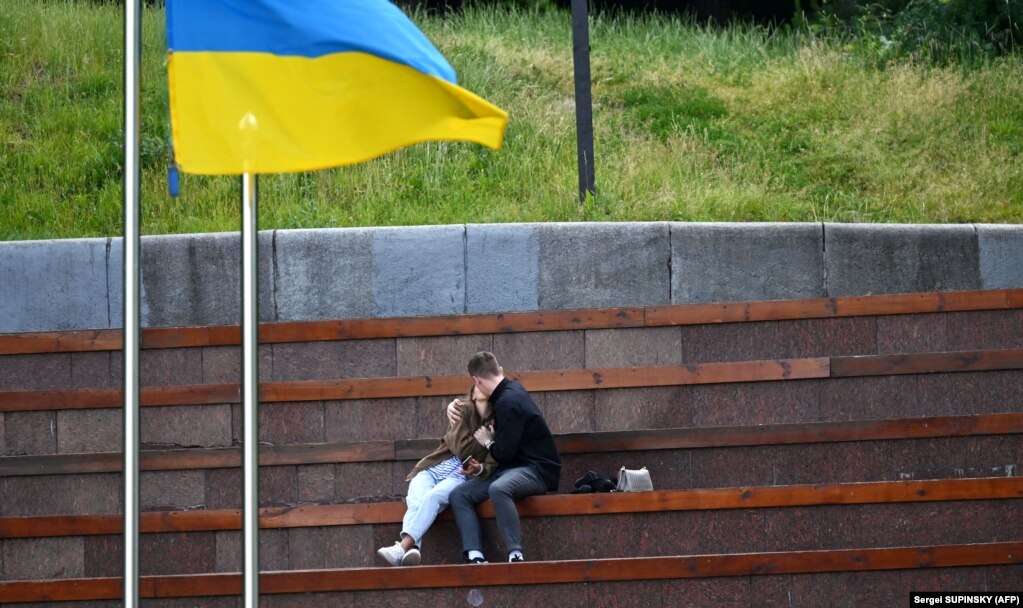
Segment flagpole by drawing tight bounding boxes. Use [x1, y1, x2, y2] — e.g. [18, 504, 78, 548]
[122, 0, 141, 606]
[241, 172, 260, 607]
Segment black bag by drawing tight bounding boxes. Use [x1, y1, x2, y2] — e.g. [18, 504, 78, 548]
[573, 470, 616, 493]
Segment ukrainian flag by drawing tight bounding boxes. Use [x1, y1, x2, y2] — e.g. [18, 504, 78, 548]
[167, 0, 509, 175]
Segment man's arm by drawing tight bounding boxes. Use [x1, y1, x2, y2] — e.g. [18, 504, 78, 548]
[487, 402, 527, 464]
[445, 398, 463, 427]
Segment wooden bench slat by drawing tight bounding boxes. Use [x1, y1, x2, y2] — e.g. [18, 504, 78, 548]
[524, 476, 1023, 517]
[1, 541, 1019, 601]
[0, 384, 238, 413]
[552, 411, 1023, 455]
[0, 329, 122, 354]
[0, 349, 1015, 414]
[260, 542, 1023, 594]
[0, 441, 396, 477]
[3, 412, 1021, 478]
[645, 289, 1020, 326]
[0, 357, 831, 412]
[4, 348, 1016, 414]
[3, 477, 1020, 539]
[832, 348, 1023, 377]
[0, 577, 123, 603]
[264, 308, 649, 342]
[2, 289, 1020, 355]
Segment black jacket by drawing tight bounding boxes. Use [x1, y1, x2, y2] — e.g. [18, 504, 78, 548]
[488, 378, 561, 491]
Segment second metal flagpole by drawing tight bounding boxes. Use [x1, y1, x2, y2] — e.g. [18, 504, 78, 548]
[241, 173, 260, 607]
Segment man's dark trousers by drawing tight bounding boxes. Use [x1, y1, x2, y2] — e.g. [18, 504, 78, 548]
[449, 465, 547, 556]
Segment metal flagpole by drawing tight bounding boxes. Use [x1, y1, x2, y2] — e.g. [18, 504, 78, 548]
[241, 173, 260, 607]
[571, 0, 596, 203]
[122, 0, 141, 606]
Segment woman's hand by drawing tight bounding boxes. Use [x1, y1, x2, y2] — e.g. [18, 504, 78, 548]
[459, 457, 481, 476]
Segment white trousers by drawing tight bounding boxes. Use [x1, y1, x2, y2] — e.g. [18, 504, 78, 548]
[401, 470, 464, 547]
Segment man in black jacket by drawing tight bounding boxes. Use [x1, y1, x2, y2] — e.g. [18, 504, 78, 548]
[448, 351, 561, 563]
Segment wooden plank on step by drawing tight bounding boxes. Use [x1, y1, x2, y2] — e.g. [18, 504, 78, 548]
[513, 477, 1023, 517]
[263, 307, 647, 342]
[0, 513, 123, 539]
[515, 359, 831, 392]
[142, 325, 242, 349]
[255, 359, 831, 404]
[6, 541, 1015, 601]
[3, 477, 1019, 539]
[644, 288, 1020, 326]
[0, 308, 645, 355]
[831, 349, 1023, 377]
[3, 412, 1020, 478]
[259, 502, 407, 529]
[0, 440, 394, 477]
[4, 289, 1020, 356]
[556, 412, 1023, 453]
[0, 329, 121, 355]
[0, 577, 123, 603]
[262, 542, 1023, 593]
[394, 438, 438, 461]
[2, 347, 1019, 412]
[259, 375, 469, 402]
[261, 441, 395, 467]
[0, 384, 239, 413]
[0, 502, 407, 539]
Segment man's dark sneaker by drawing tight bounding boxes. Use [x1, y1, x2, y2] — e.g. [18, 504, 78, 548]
[509, 555, 524, 562]
[468, 557, 488, 564]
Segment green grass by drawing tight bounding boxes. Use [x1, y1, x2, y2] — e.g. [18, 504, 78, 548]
[1, 1, 1021, 241]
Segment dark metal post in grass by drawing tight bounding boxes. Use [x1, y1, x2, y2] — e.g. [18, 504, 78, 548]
[571, 0, 596, 203]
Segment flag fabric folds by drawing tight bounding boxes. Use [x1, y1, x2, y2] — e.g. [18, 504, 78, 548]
[166, 0, 509, 175]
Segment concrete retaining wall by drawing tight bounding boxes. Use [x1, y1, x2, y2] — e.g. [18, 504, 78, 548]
[1, 222, 1020, 332]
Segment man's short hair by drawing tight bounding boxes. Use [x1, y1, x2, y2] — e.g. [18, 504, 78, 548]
[468, 351, 501, 378]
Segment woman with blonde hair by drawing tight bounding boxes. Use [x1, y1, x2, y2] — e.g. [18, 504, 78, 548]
[376, 385, 495, 566]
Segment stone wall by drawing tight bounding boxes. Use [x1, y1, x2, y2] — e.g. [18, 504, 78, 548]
[1, 222, 1021, 333]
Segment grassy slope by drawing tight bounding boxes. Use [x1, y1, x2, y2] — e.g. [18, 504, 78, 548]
[0, 1, 1020, 241]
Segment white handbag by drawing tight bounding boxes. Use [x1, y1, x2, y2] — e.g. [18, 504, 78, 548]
[616, 466, 653, 492]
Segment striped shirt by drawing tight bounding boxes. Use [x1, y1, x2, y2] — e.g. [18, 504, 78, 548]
[427, 455, 466, 482]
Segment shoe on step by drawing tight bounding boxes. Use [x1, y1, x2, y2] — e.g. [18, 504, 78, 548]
[401, 547, 422, 566]
[376, 542, 406, 567]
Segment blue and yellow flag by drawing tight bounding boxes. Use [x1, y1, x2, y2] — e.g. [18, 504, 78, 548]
[166, 0, 508, 175]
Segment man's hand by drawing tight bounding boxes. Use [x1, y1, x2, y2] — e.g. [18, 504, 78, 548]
[473, 424, 494, 446]
[446, 399, 464, 427]
[459, 457, 481, 476]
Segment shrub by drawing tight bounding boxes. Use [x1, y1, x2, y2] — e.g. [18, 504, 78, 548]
[812, 0, 1022, 63]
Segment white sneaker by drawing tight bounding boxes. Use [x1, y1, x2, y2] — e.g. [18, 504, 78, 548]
[376, 542, 405, 567]
[401, 547, 421, 566]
